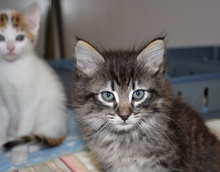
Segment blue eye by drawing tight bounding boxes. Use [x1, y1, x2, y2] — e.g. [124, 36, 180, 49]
[0, 35, 5, 41]
[101, 91, 115, 102]
[132, 90, 145, 101]
[16, 35, 25, 41]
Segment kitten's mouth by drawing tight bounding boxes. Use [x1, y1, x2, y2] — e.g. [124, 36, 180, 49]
[7, 53, 15, 56]
[107, 114, 139, 131]
[115, 121, 136, 131]
[5, 53, 16, 61]
[120, 122, 130, 125]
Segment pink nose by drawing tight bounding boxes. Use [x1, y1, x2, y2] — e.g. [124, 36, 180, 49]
[7, 46, 15, 52]
[7, 46, 15, 51]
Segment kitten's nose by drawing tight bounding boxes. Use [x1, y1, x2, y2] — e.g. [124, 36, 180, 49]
[7, 46, 15, 52]
[119, 115, 129, 121]
[117, 103, 132, 121]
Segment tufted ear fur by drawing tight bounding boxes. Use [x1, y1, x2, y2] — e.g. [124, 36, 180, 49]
[137, 39, 164, 74]
[75, 41, 105, 76]
[22, 2, 41, 36]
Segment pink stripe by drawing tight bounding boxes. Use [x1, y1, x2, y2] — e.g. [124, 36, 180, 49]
[59, 157, 76, 172]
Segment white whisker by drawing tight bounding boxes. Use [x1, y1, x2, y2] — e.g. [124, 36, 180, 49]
[160, 114, 185, 134]
[152, 122, 176, 152]
[137, 122, 154, 143]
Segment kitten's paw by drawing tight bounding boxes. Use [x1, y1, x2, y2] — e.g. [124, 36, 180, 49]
[28, 145, 40, 153]
[11, 149, 28, 164]
[0, 140, 7, 153]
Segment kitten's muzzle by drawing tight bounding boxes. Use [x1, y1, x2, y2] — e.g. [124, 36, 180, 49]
[118, 115, 130, 121]
[116, 104, 132, 121]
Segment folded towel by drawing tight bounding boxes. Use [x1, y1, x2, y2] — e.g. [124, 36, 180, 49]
[11, 151, 100, 172]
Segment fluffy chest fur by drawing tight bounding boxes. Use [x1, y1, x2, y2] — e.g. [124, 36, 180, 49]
[89, 130, 176, 172]
[0, 54, 59, 117]
[0, 55, 34, 90]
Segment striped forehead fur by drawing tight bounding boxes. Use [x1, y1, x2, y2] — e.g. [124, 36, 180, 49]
[89, 48, 162, 89]
[0, 10, 35, 42]
[101, 50, 137, 87]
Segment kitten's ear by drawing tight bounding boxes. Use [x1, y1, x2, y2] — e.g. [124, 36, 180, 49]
[75, 41, 105, 76]
[137, 39, 164, 74]
[22, 2, 41, 35]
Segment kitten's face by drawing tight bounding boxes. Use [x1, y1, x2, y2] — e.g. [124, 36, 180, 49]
[0, 3, 40, 61]
[73, 40, 172, 133]
[95, 80, 157, 131]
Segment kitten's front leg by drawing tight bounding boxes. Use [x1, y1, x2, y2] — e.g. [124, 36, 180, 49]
[11, 118, 33, 164]
[0, 107, 10, 151]
[11, 108, 36, 163]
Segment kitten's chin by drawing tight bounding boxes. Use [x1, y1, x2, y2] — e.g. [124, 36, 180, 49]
[4, 55, 18, 62]
[113, 123, 136, 132]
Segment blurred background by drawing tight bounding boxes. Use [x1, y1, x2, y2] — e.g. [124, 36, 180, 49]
[61, 0, 220, 57]
[1, 0, 220, 59]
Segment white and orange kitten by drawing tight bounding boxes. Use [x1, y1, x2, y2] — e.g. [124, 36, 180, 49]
[0, 3, 67, 164]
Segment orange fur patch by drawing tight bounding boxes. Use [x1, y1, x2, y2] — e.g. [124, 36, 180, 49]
[0, 12, 35, 42]
[44, 136, 65, 146]
[11, 12, 35, 42]
[0, 13, 8, 29]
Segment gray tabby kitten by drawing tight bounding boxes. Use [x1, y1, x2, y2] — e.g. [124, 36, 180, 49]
[72, 39, 220, 172]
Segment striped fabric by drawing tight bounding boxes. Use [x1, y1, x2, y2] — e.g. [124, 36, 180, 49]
[11, 152, 101, 172]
